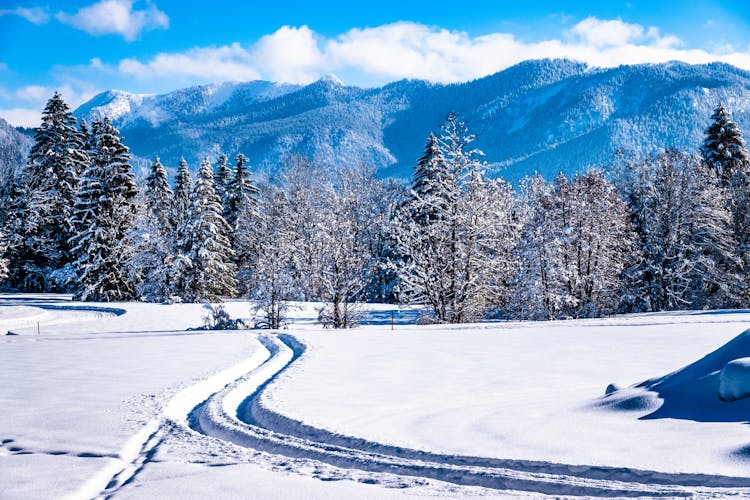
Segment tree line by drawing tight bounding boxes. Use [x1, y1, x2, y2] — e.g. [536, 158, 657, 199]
[1, 94, 749, 327]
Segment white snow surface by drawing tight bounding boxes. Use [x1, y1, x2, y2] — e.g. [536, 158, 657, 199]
[4, 295, 750, 498]
[720, 357, 750, 402]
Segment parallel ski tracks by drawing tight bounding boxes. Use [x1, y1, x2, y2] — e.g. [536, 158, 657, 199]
[79, 332, 750, 498]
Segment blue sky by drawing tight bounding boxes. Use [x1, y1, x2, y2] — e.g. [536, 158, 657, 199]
[1, 0, 749, 126]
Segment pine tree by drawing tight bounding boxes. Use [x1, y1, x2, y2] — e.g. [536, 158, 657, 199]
[700, 104, 750, 279]
[393, 113, 511, 323]
[224, 153, 259, 235]
[701, 105, 749, 185]
[5, 92, 88, 291]
[128, 158, 175, 302]
[173, 158, 192, 229]
[174, 158, 237, 302]
[144, 157, 174, 231]
[410, 133, 450, 224]
[69, 118, 138, 302]
[214, 154, 233, 205]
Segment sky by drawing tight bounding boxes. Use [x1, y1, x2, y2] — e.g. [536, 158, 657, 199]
[1, 0, 749, 127]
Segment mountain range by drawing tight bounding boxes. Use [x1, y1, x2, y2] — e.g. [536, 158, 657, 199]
[6, 58, 750, 183]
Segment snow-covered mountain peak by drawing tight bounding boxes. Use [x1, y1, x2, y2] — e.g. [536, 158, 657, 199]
[71, 59, 750, 182]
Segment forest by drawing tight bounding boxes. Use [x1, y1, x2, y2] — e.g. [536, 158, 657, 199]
[2, 93, 749, 327]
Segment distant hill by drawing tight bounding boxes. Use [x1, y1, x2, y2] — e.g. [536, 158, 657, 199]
[14, 58, 750, 183]
[0, 117, 32, 197]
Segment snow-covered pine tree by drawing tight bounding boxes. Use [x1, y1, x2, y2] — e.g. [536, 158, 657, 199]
[69, 118, 138, 302]
[214, 154, 233, 205]
[394, 113, 507, 323]
[623, 149, 743, 311]
[174, 158, 237, 302]
[700, 104, 750, 279]
[5, 92, 88, 291]
[393, 133, 455, 322]
[144, 157, 174, 231]
[701, 105, 749, 185]
[173, 158, 192, 229]
[223, 153, 259, 242]
[128, 158, 175, 302]
[410, 133, 450, 224]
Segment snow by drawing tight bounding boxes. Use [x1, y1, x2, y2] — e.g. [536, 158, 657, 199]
[4, 294, 750, 498]
[720, 357, 750, 401]
[264, 314, 750, 478]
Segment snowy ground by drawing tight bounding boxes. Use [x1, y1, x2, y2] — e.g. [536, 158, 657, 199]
[3, 295, 750, 498]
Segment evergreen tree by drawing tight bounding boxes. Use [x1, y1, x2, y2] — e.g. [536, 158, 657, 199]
[700, 104, 750, 277]
[214, 154, 233, 205]
[410, 133, 450, 224]
[128, 158, 175, 302]
[144, 157, 174, 230]
[174, 158, 236, 302]
[173, 158, 192, 229]
[701, 105, 749, 185]
[5, 92, 87, 290]
[69, 118, 138, 301]
[224, 153, 259, 235]
[393, 113, 514, 323]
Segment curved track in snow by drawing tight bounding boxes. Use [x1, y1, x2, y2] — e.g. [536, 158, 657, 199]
[186, 333, 750, 498]
[1, 304, 125, 334]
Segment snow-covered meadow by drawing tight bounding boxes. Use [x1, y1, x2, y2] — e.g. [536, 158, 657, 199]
[3, 294, 750, 498]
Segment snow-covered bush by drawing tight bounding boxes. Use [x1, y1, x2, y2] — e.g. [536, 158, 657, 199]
[199, 303, 247, 331]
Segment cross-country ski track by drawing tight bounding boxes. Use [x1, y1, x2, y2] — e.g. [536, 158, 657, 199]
[61, 331, 750, 499]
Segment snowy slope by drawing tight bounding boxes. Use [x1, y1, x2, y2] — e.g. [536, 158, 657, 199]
[72, 59, 750, 182]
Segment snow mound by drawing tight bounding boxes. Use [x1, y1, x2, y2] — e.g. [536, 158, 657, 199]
[596, 387, 662, 412]
[598, 328, 750, 421]
[718, 357, 750, 402]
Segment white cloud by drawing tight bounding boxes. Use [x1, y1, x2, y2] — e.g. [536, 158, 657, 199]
[56, 0, 168, 41]
[251, 26, 325, 84]
[0, 108, 44, 128]
[0, 7, 49, 24]
[15, 84, 52, 102]
[102, 18, 750, 88]
[569, 17, 646, 47]
[7, 15, 750, 120]
[119, 43, 260, 81]
[0, 82, 101, 128]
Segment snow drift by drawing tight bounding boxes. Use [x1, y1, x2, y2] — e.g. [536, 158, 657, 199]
[599, 328, 750, 422]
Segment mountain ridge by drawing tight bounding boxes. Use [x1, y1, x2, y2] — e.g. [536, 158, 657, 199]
[9, 58, 750, 182]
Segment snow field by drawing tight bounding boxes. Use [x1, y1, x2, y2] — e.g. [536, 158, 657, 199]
[263, 314, 750, 478]
[5, 296, 750, 498]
